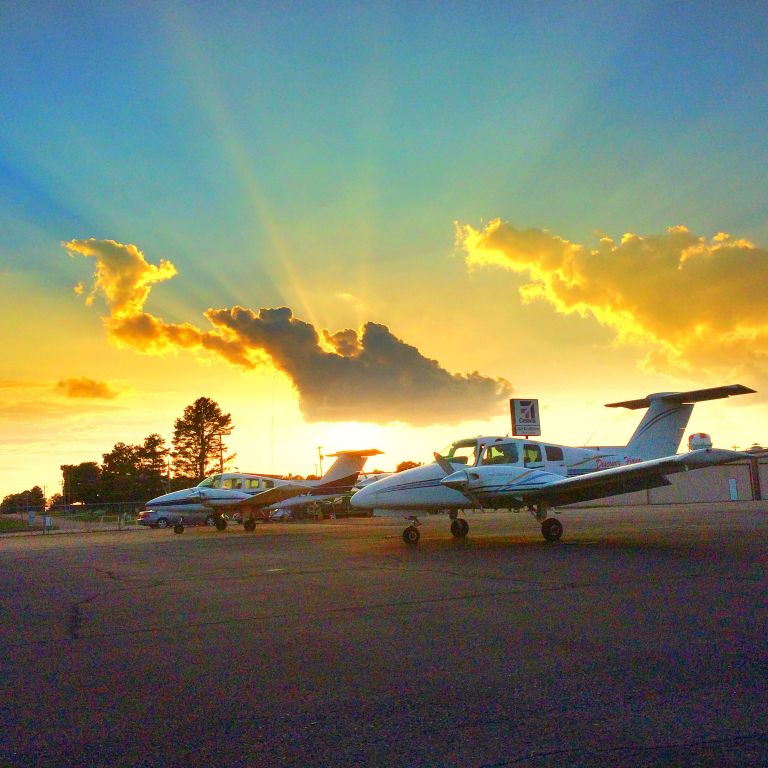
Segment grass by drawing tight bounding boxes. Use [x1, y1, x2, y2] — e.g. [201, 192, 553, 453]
[0, 516, 43, 533]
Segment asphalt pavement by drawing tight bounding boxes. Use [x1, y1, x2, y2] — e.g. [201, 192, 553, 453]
[1, 506, 767, 767]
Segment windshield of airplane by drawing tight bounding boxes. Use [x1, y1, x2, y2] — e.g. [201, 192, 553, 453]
[438, 439, 478, 466]
[481, 443, 520, 465]
[197, 475, 222, 489]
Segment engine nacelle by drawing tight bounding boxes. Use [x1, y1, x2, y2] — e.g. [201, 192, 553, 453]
[688, 432, 713, 450]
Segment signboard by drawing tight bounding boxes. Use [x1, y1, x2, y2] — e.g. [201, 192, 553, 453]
[510, 398, 541, 436]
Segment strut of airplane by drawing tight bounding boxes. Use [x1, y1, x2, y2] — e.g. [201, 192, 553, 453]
[145, 448, 382, 531]
[349, 384, 756, 545]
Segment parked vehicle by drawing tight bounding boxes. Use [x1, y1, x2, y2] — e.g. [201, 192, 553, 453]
[137, 508, 230, 530]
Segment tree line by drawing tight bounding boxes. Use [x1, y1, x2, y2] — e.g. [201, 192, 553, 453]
[1, 397, 234, 513]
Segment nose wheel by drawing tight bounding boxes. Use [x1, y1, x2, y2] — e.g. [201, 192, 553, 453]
[541, 517, 563, 542]
[402, 515, 421, 546]
[450, 517, 469, 538]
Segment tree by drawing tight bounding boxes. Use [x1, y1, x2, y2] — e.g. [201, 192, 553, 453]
[171, 397, 235, 482]
[61, 462, 101, 505]
[1, 486, 45, 514]
[396, 460, 422, 473]
[100, 442, 142, 503]
[138, 433, 170, 499]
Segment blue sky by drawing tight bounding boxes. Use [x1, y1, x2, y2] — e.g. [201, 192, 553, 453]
[2, 1, 768, 493]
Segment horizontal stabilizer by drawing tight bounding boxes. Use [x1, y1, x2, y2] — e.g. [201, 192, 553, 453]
[606, 384, 755, 410]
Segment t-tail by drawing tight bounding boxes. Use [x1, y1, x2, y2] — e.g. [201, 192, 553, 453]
[607, 384, 755, 460]
[313, 449, 383, 494]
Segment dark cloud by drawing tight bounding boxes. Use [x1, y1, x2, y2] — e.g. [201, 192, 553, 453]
[206, 307, 511, 424]
[65, 238, 512, 425]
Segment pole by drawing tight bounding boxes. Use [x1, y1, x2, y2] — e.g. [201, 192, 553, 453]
[317, 446, 323, 477]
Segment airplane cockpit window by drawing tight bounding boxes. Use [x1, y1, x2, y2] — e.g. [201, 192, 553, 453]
[438, 439, 478, 466]
[245, 478, 261, 491]
[545, 445, 564, 462]
[197, 475, 222, 489]
[221, 477, 243, 490]
[523, 444, 543, 466]
[265, 480, 275, 489]
[481, 443, 519, 465]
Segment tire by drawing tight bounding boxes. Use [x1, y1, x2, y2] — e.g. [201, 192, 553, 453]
[205, 515, 216, 527]
[541, 517, 563, 542]
[402, 525, 420, 546]
[173, 523, 184, 534]
[450, 518, 469, 538]
[244, 519, 256, 532]
[215, 517, 227, 531]
[157, 518, 169, 529]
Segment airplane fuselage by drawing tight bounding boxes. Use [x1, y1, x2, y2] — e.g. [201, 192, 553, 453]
[350, 436, 644, 512]
[145, 472, 281, 514]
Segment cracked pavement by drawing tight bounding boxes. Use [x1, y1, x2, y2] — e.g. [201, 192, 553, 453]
[1, 507, 767, 767]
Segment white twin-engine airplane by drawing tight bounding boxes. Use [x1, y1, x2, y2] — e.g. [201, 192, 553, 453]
[145, 449, 382, 530]
[350, 384, 755, 545]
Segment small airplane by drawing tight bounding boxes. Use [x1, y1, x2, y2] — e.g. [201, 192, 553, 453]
[145, 448, 382, 532]
[350, 384, 756, 545]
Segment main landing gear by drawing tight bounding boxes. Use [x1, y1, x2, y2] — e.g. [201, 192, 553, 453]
[540, 516, 563, 542]
[527, 503, 563, 542]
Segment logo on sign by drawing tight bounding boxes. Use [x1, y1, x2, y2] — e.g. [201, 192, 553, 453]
[510, 398, 541, 436]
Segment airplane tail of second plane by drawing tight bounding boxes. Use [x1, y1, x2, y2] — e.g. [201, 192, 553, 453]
[314, 449, 383, 494]
[607, 384, 755, 460]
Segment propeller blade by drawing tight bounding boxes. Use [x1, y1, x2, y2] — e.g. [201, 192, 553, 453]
[433, 452, 456, 476]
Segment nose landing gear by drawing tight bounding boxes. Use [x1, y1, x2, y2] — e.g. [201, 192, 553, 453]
[402, 515, 422, 546]
[450, 517, 469, 538]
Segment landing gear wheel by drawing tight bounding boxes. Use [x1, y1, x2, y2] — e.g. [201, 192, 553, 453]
[173, 523, 184, 534]
[402, 525, 420, 546]
[541, 517, 563, 542]
[450, 518, 469, 538]
[157, 518, 169, 529]
[215, 517, 228, 531]
[243, 519, 256, 532]
[205, 515, 216, 527]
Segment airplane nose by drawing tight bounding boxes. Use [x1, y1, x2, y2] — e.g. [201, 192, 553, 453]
[440, 470, 470, 492]
[351, 485, 376, 508]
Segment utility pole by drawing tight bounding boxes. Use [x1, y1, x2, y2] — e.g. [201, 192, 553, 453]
[317, 446, 323, 477]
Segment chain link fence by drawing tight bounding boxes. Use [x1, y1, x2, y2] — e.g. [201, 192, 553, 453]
[0, 501, 147, 535]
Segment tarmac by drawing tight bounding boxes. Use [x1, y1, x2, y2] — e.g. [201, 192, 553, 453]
[1, 505, 767, 767]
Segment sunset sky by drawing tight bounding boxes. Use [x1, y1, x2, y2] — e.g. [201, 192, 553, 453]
[2, 2, 768, 498]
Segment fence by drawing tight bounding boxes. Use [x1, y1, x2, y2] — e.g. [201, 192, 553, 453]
[0, 501, 147, 535]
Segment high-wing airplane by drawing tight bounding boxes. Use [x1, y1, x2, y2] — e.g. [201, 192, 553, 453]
[350, 384, 755, 545]
[144, 449, 382, 531]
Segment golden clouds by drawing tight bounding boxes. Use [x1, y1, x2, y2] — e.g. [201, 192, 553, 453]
[55, 377, 118, 399]
[66, 238, 511, 425]
[63, 238, 177, 318]
[457, 219, 768, 379]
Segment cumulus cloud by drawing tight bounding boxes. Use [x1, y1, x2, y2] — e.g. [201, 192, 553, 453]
[55, 377, 119, 399]
[457, 219, 768, 381]
[64, 238, 511, 425]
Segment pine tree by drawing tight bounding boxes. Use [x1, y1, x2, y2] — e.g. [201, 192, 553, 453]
[171, 397, 235, 482]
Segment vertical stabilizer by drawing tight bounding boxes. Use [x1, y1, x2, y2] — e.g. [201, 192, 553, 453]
[606, 384, 755, 460]
[315, 449, 383, 492]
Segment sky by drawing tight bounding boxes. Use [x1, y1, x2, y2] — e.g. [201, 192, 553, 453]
[2, 1, 768, 498]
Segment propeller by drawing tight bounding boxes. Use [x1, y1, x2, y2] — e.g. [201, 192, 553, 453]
[433, 452, 456, 476]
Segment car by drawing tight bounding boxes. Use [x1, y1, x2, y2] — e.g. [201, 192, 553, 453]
[137, 508, 230, 530]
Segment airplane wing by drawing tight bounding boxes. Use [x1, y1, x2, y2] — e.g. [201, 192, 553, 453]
[236, 483, 312, 508]
[444, 448, 747, 508]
